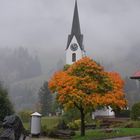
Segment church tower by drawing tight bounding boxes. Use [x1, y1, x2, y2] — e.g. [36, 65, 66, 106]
[66, 0, 85, 65]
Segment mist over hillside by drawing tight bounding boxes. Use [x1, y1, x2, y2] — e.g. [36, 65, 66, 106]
[0, 47, 42, 83]
[0, 0, 140, 111]
[0, 47, 42, 110]
[0, 47, 65, 110]
[0, 45, 139, 110]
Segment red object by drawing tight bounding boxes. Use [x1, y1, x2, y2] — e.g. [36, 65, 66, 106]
[130, 71, 140, 79]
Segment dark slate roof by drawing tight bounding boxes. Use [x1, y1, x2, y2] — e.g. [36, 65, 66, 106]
[71, 0, 81, 35]
[66, 0, 84, 51]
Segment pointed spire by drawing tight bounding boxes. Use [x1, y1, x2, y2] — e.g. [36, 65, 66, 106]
[66, 0, 84, 51]
[71, 0, 81, 35]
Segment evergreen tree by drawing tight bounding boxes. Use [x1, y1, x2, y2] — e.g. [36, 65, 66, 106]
[38, 81, 52, 116]
[0, 82, 14, 121]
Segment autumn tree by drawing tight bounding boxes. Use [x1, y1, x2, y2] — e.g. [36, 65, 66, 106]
[49, 57, 127, 136]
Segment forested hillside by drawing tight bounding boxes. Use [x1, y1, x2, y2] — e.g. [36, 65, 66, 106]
[0, 46, 140, 110]
[0, 47, 42, 83]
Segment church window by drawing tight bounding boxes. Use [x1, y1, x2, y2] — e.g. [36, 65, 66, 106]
[72, 53, 76, 62]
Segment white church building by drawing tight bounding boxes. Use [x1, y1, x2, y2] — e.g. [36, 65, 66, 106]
[66, 0, 85, 65]
[65, 0, 114, 118]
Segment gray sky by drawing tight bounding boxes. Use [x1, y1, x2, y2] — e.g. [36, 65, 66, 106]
[0, 0, 140, 73]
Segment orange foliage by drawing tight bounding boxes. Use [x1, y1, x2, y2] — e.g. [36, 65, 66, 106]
[49, 57, 127, 112]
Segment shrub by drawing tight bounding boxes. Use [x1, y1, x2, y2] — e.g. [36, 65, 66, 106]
[57, 119, 68, 130]
[121, 121, 140, 128]
[41, 126, 57, 138]
[95, 119, 102, 129]
[18, 110, 32, 122]
[62, 108, 80, 124]
[115, 109, 130, 118]
[0, 83, 14, 121]
[67, 119, 81, 130]
[41, 124, 48, 136]
[47, 128, 58, 138]
[131, 102, 140, 120]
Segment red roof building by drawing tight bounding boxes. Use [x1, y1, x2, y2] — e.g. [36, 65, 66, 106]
[130, 71, 140, 79]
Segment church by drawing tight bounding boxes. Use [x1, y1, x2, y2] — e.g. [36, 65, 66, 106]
[65, 0, 114, 117]
[66, 0, 85, 65]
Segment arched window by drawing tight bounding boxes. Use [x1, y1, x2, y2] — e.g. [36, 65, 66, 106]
[72, 53, 76, 62]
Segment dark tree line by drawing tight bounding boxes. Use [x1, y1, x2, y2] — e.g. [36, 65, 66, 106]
[0, 82, 14, 121]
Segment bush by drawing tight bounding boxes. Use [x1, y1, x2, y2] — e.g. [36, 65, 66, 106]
[57, 119, 68, 130]
[41, 126, 57, 137]
[131, 102, 140, 120]
[95, 119, 102, 129]
[120, 121, 140, 128]
[115, 109, 130, 118]
[62, 108, 80, 124]
[41, 124, 48, 136]
[67, 119, 81, 130]
[18, 110, 32, 122]
[0, 83, 14, 121]
[47, 128, 58, 138]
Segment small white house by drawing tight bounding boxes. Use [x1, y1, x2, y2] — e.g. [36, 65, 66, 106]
[92, 107, 115, 119]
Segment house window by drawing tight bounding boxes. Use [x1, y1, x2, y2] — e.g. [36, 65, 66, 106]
[72, 53, 76, 62]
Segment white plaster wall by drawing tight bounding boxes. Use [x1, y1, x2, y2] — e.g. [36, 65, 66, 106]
[94, 107, 115, 117]
[66, 36, 83, 65]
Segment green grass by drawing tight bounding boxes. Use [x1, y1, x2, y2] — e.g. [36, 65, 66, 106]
[22, 117, 140, 140]
[23, 122, 29, 130]
[41, 116, 60, 129]
[23, 116, 60, 130]
[72, 128, 140, 140]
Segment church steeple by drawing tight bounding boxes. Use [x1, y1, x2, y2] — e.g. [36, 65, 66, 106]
[66, 0, 85, 65]
[71, 0, 81, 35]
[66, 0, 84, 51]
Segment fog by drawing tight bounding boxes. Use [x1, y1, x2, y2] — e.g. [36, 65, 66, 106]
[1, 0, 140, 110]
[0, 0, 140, 69]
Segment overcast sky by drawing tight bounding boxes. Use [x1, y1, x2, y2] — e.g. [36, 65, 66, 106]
[0, 0, 140, 68]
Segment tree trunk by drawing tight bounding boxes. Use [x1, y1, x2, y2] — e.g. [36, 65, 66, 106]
[80, 108, 85, 136]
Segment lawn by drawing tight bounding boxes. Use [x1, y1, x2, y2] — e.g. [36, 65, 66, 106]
[23, 116, 60, 130]
[41, 116, 60, 129]
[23, 117, 140, 140]
[72, 128, 140, 140]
